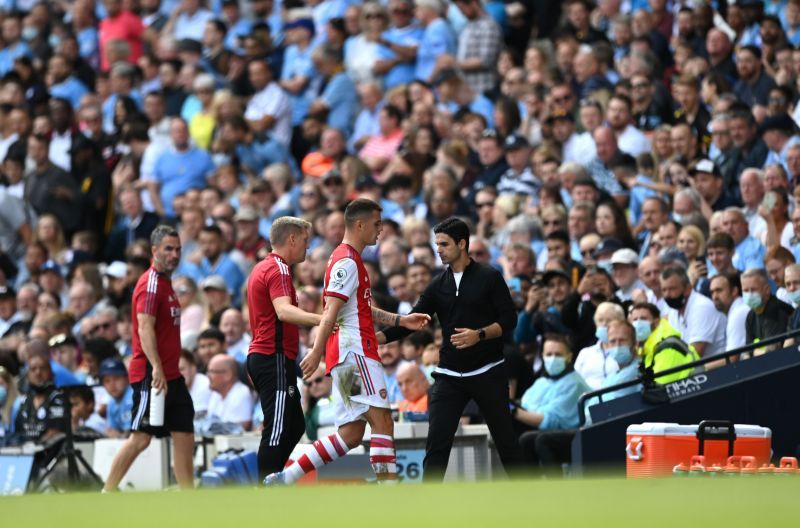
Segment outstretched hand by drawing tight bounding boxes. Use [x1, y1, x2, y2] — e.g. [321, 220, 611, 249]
[401, 313, 431, 331]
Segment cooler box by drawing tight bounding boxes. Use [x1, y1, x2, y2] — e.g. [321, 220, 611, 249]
[626, 421, 772, 478]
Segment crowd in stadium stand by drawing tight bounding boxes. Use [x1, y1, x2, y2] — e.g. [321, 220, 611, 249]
[1, 0, 800, 471]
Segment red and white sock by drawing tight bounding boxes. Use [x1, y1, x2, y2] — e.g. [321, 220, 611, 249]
[369, 434, 397, 483]
[283, 433, 349, 484]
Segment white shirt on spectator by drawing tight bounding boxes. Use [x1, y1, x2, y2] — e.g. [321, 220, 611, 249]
[563, 131, 596, 166]
[174, 9, 214, 41]
[227, 333, 252, 364]
[574, 341, 619, 390]
[0, 132, 18, 163]
[244, 81, 292, 147]
[189, 372, 212, 414]
[207, 381, 254, 425]
[49, 129, 72, 172]
[666, 290, 727, 356]
[617, 124, 651, 157]
[725, 296, 750, 351]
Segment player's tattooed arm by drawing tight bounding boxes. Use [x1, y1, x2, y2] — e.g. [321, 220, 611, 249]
[371, 307, 398, 326]
[372, 307, 431, 330]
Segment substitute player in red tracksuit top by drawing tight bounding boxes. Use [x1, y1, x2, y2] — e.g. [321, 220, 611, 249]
[246, 217, 324, 480]
[264, 199, 430, 485]
[104, 225, 195, 491]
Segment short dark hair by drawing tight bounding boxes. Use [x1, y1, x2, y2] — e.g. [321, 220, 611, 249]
[710, 271, 741, 295]
[706, 233, 735, 251]
[433, 217, 470, 251]
[180, 349, 197, 365]
[381, 104, 404, 123]
[200, 224, 223, 238]
[150, 224, 179, 246]
[69, 385, 95, 405]
[198, 327, 225, 343]
[546, 229, 570, 244]
[631, 302, 660, 319]
[344, 198, 382, 227]
[661, 266, 691, 286]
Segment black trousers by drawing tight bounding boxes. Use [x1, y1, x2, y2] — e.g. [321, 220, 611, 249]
[423, 364, 522, 481]
[519, 430, 576, 477]
[246, 353, 305, 480]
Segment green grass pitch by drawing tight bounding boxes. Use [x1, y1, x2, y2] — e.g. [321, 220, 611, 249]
[3, 478, 800, 527]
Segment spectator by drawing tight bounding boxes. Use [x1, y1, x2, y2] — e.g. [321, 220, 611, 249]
[219, 307, 251, 364]
[710, 271, 750, 352]
[179, 349, 211, 416]
[661, 266, 727, 357]
[374, 0, 422, 90]
[280, 18, 318, 128]
[69, 385, 106, 437]
[396, 361, 430, 414]
[584, 319, 642, 420]
[206, 354, 254, 430]
[574, 301, 624, 390]
[414, 0, 455, 83]
[445, 0, 502, 96]
[98, 0, 144, 72]
[245, 60, 292, 147]
[742, 268, 794, 351]
[13, 350, 67, 443]
[722, 207, 767, 271]
[151, 118, 215, 218]
[99, 357, 133, 437]
[309, 44, 358, 136]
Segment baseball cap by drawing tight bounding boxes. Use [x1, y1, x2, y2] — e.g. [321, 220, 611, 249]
[99, 357, 128, 378]
[48, 333, 77, 348]
[201, 275, 227, 292]
[285, 18, 315, 36]
[759, 113, 797, 135]
[593, 237, 623, 259]
[104, 261, 128, 279]
[0, 285, 15, 300]
[234, 206, 260, 222]
[689, 159, 720, 177]
[610, 248, 639, 266]
[40, 259, 63, 276]
[504, 133, 530, 151]
[542, 268, 570, 284]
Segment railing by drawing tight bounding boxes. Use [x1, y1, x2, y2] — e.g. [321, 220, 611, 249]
[577, 327, 800, 426]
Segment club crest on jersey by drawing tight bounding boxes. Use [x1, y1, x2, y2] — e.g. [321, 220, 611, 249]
[288, 385, 296, 397]
[379, 388, 388, 399]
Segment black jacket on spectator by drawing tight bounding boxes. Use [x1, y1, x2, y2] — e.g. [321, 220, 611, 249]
[104, 211, 161, 262]
[733, 137, 769, 180]
[384, 259, 517, 373]
[24, 163, 82, 235]
[734, 70, 776, 108]
[13, 386, 67, 443]
[745, 296, 794, 345]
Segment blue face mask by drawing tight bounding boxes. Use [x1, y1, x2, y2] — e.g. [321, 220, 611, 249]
[0, 385, 7, 407]
[633, 319, 652, 342]
[22, 26, 38, 41]
[543, 356, 566, 377]
[788, 289, 800, 306]
[608, 345, 633, 366]
[743, 292, 763, 310]
[595, 326, 609, 344]
[48, 34, 61, 49]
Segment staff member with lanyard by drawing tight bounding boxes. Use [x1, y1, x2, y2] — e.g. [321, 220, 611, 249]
[379, 218, 521, 480]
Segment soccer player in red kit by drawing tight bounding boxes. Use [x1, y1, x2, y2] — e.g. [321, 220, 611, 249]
[104, 226, 195, 491]
[247, 217, 325, 479]
[265, 199, 430, 485]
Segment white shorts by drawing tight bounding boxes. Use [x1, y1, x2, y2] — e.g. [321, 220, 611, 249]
[330, 352, 390, 428]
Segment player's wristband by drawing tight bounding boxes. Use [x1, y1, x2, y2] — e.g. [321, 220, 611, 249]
[394, 315, 400, 327]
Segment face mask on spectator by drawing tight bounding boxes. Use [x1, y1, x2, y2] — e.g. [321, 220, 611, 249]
[664, 295, 686, 310]
[608, 345, 633, 366]
[543, 356, 566, 376]
[788, 289, 800, 306]
[48, 34, 60, 48]
[633, 319, 652, 342]
[595, 325, 609, 344]
[22, 26, 38, 41]
[743, 292, 763, 310]
[673, 213, 688, 225]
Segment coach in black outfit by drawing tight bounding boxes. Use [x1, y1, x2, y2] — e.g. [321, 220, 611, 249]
[380, 218, 522, 480]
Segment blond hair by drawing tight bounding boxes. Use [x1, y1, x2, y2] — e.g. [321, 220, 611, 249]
[270, 216, 312, 246]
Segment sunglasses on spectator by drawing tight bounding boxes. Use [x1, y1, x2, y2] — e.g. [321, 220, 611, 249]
[481, 129, 499, 139]
[324, 178, 344, 186]
[475, 202, 493, 209]
[542, 219, 562, 226]
[552, 94, 572, 103]
[90, 321, 113, 334]
[300, 191, 318, 198]
[365, 13, 383, 19]
[304, 377, 325, 386]
[580, 248, 596, 257]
